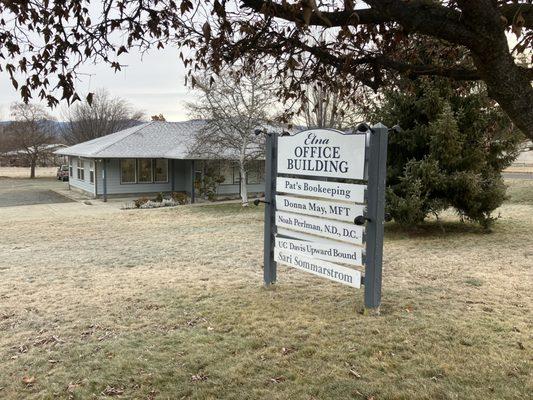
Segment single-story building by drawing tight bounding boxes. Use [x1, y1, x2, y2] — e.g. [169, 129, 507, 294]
[55, 120, 266, 202]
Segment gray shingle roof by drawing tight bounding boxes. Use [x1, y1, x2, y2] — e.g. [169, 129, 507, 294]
[55, 120, 210, 159]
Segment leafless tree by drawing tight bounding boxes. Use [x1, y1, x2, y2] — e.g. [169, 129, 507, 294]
[4, 103, 55, 178]
[300, 84, 365, 130]
[1, 1, 532, 138]
[61, 89, 144, 144]
[187, 67, 279, 206]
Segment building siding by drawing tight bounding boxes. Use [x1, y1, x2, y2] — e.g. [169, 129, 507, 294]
[70, 157, 266, 198]
[69, 157, 96, 196]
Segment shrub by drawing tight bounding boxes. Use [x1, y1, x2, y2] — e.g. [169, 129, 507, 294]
[369, 78, 523, 229]
[171, 192, 189, 204]
[134, 197, 150, 208]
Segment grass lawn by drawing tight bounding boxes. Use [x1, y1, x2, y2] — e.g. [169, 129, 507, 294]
[0, 167, 57, 179]
[0, 180, 531, 399]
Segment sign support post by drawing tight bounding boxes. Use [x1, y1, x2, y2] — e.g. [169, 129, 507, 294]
[263, 132, 278, 286]
[363, 123, 389, 312]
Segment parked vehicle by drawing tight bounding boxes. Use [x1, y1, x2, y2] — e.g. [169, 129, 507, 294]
[57, 165, 69, 181]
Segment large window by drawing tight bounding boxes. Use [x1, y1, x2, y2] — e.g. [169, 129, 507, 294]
[120, 159, 136, 183]
[154, 159, 168, 183]
[247, 161, 265, 184]
[232, 166, 241, 185]
[137, 159, 153, 183]
[77, 158, 85, 180]
[120, 159, 169, 184]
[217, 161, 236, 185]
[89, 161, 95, 184]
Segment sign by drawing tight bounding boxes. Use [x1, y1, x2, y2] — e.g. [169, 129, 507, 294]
[276, 177, 366, 204]
[277, 227, 344, 245]
[276, 195, 365, 223]
[274, 248, 361, 288]
[275, 236, 363, 266]
[277, 129, 366, 180]
[276, 211, 364, 245]
[261, 125, 389, 310]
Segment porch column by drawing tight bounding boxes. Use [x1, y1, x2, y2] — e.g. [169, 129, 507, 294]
[190, 160, 195, 204]
[102, 159, 108, 202]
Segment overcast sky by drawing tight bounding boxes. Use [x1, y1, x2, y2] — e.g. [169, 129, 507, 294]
[0, 46, 192, 122]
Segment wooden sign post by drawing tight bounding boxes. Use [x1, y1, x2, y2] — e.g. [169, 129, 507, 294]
[261, 124, 388, 312]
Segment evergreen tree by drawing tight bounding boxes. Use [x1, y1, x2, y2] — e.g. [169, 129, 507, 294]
[370, 79, 523, 229]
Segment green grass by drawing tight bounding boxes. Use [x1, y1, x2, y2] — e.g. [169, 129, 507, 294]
[0, 181, 531, 399]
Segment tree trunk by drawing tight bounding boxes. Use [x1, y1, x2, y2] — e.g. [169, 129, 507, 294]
[240, 165, 249, 207]
[30, 159, 36, 179]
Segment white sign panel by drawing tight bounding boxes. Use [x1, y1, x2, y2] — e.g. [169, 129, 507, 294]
[277, 129, 366, 180]
[276, 195, 365, 223]
[274, 248, 361, 288]
[276, 211, 364, 245]
[275, 237, 363, 266]
[277, 227, 346, 245]
[276, 177, 366, 204]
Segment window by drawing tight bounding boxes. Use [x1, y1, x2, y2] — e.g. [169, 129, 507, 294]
[154, 159, 168, 183]
[89, 161, 94, 184]
[247, 161, 265, 184]
[69, 159, 73, 177]
[77, 158, 85, 180]
[137, 159, 153, 183]
[120, 159, 136, 183]
[219, 162, 234, 184]
[232, 166, 241, 185]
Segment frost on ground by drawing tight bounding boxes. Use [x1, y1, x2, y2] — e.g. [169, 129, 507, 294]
[0, 183, 532, 400]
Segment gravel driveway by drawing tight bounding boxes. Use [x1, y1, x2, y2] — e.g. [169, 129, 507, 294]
[0, 178, 74, 207]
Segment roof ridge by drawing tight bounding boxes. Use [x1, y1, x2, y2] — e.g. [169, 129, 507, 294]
[93, 121, 153, 156]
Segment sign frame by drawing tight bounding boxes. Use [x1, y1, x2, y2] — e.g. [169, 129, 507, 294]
[261, 125, 389, 311]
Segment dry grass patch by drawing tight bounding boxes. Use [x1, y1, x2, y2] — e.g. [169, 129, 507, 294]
[0, 182, 532, 399]
[506, 179, 533, 205]
[0, 167, 57, 179]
